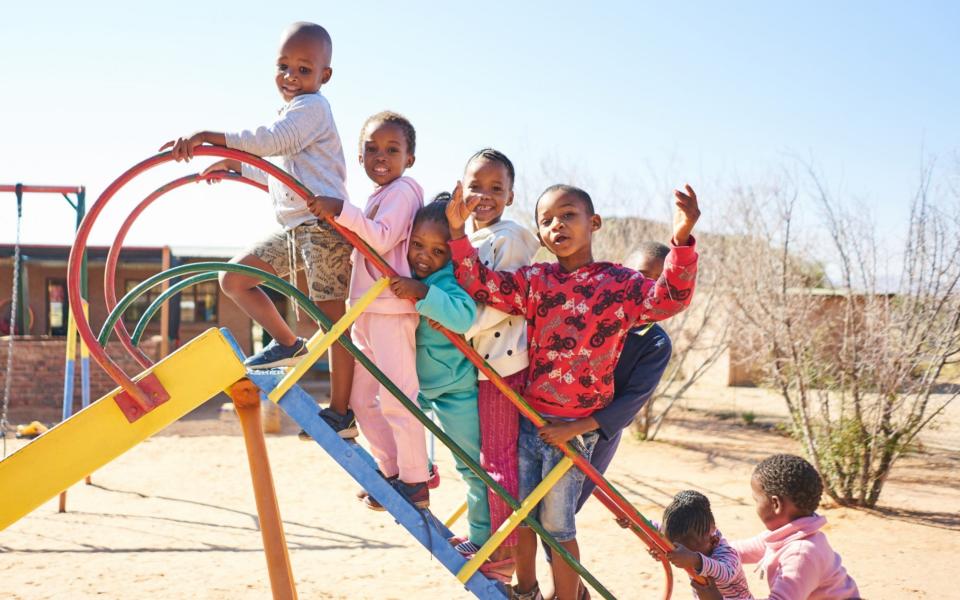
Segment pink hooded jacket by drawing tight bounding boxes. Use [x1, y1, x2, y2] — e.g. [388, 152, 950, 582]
[335, 176, 423, 314]
[731, 514, 859, 600]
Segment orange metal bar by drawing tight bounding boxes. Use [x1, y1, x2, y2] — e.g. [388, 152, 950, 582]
[227, 379, 297, 600]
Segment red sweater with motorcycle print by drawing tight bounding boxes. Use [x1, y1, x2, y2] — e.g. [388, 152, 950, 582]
[449, 236, 698, 418]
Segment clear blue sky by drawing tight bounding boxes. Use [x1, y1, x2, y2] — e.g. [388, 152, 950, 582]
[1, 1, 957, 249]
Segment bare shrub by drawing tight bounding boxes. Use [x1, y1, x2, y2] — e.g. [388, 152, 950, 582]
[725, 163, 960, 507]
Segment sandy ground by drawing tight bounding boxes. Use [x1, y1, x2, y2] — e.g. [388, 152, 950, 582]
[1, 381, 958, 599]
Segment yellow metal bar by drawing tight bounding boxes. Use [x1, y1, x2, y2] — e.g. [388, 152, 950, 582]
[445, 501, 468, 528]
[267, 278, 388, 403]
[79, 300, 90, 359]
[457, 456, 575, 584]
[65, 310, 78, 361]
[0, 328, 246, 530]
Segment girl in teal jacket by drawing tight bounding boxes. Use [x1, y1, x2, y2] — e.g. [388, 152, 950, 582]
[388, 196, 494, 564]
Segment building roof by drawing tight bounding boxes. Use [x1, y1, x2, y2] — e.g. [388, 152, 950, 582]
[0, 244, 240, 264]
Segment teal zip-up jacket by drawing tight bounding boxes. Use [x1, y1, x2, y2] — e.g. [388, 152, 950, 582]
[414, 262, 478, 401]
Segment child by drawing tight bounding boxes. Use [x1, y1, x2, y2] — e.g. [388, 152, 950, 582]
[659, 490, 751, 600]
[308, 112, 430, 508]
[446, 182, 701, 600]
[456, 149, 539, 570]
[160, 22, 357, 438]
[387, 195, 511, 579]
[693, 454, 860, 600]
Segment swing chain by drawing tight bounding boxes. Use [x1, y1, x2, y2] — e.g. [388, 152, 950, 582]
[2, 183, 24, 442]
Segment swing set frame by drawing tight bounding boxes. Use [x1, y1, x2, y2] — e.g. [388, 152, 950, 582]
[1, 184, 91, 509]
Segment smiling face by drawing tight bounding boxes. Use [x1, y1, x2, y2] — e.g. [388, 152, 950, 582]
[463, 157, 514, 229]
[360, 121, 415, 186]
[275, 32, 331, 102]
[408, 219, 451, 278]
[536, 189, 601, 269]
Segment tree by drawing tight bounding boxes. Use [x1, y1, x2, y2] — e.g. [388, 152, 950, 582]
[725, 163, 960, 507]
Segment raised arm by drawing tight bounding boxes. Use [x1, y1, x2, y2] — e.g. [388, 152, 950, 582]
[446, 183, 532, 317]
[620, 241, 698, 325]
[448, 237, 532, 318]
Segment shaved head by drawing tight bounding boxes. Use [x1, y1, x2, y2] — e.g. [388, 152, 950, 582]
[281, 22, 332, 67]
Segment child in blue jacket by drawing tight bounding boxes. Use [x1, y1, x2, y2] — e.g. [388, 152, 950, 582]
[389, 195, 493, 562]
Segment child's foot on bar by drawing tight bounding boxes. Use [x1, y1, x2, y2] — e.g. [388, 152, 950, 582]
[510, 583, 542, 600]
[319, 407, 358, 439]
[244, 337, 307, 370]
[357, 472, 398, 507]
[394, 479, 430, 509]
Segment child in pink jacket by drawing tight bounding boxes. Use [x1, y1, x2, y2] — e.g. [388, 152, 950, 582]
[308, 111, 429, 509]
[693, 454, 860, 600]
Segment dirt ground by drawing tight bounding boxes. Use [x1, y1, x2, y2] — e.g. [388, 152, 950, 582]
[1, 380, 957, 599]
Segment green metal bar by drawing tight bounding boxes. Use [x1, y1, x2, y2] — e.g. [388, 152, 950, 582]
[131, 273, 216, 345]
[101, 262, 616, 599]
[62, 193, 77, 211]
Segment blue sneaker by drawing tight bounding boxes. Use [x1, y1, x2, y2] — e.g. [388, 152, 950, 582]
[244, 338, 307, 370]
[300, 407, 358, 441]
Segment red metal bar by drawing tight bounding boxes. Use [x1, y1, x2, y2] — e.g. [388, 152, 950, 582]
[102, 172, 268, 370]
[0, 185, 84, 194]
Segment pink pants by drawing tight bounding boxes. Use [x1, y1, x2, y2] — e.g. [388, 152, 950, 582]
[349, 312, 429, 483]
[479, 370, 527, 548]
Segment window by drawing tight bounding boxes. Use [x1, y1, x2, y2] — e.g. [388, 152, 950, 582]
[181, 280, 218, 323]
[122, 279, 218, 326]
[46, 279, 68, 336]
[123, 280, 160, 325]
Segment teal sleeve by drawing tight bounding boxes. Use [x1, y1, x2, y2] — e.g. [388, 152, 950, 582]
[415, 274, 477, 334]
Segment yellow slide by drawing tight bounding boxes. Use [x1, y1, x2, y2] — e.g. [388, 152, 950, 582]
[0, 328, 246, 530]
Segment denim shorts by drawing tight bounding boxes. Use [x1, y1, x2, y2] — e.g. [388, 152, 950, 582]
[518, 416, 599, 542]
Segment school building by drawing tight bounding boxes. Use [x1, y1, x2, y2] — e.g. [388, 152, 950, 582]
[0, 244, 319, 421]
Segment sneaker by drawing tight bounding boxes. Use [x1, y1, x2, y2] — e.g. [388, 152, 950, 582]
[393, 479, 430, 510]
[244, 338, 307, 370]
[319, 407, 359, 439]
[363, 478, 430, 511]
[358, 471, 398, 508]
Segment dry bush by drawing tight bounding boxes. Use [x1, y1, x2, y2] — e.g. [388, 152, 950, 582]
[725, 163, 960, 507]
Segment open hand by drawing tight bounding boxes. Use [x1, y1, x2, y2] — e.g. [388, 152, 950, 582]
[672, 184, 700, 246]
[200, 159, 241, 184]
[445, 181, 481, 238]
[389, 276, 428, 301]
[159, 132, 207, 162]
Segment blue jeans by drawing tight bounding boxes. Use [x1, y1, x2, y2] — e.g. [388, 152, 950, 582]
[518, 416, 599, 542]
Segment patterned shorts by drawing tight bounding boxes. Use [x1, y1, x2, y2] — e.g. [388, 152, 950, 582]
[248, 219, 352, 302]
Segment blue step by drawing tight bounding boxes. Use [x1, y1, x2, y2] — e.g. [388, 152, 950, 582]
[220, 329, 508, 599]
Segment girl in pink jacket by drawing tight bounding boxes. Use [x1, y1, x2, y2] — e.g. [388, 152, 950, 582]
[308, 111, 429, 509]
[694, 454, 859, 600]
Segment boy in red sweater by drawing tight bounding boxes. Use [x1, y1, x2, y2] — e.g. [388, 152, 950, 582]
[446, 182, 700, 600]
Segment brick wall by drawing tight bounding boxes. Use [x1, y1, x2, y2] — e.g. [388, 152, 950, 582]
[0, 337, 160, 423]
